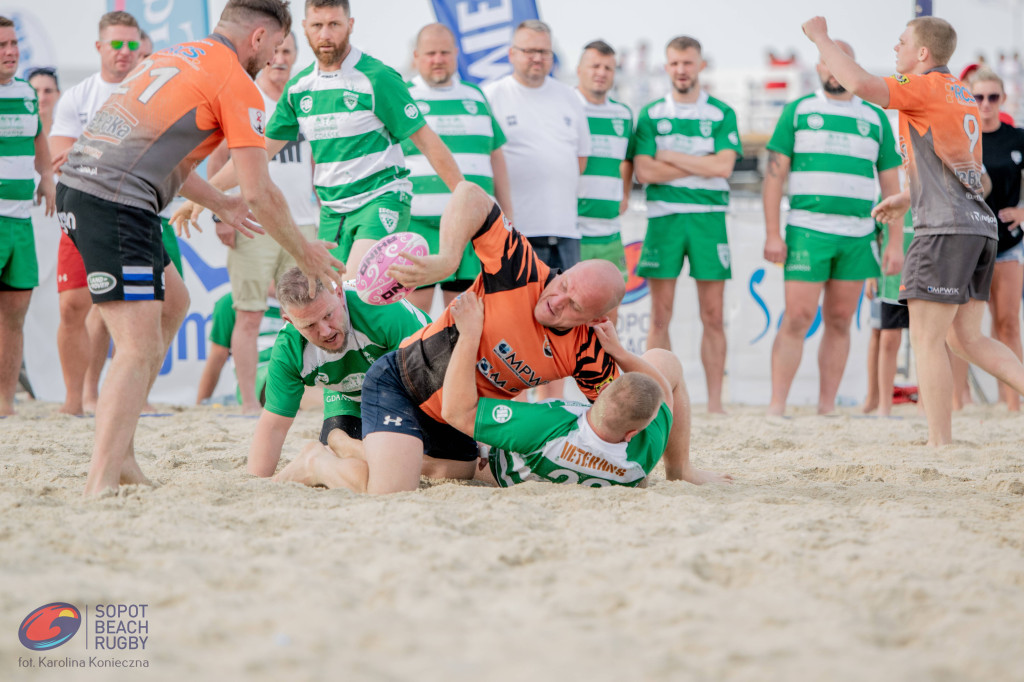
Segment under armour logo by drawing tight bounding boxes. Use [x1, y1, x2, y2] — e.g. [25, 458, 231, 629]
[383, 416, 403, 426]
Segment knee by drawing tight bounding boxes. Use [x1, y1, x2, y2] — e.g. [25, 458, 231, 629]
[642, 348, 682, 384]
[59, 292, 90, 322]
[699, 306, 723, 329]
[780, 307, 815, 334]
[994, 314, 1020, 341]
[822, 309, 854, 333]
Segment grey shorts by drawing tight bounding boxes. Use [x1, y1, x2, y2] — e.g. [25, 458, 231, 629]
[899, 233, 996, 305]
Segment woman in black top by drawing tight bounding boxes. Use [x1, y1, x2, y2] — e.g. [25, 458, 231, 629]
[972, 68, 1024, 410]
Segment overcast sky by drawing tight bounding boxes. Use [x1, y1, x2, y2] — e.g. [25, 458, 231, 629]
[11, 0, 1024, 87]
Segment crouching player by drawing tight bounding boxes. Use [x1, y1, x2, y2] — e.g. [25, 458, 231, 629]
[441, 291, 725, 487]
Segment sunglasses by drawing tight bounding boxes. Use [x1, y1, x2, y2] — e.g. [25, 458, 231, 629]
[108, 40, 140, 51]
[974, 93, 1001, 103]
[25, 66, 57, 79]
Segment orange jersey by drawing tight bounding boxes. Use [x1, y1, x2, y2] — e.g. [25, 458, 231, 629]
[60, 34, 266, 214]
[884, 67, 997, 238]
[397, 205, 619, 423]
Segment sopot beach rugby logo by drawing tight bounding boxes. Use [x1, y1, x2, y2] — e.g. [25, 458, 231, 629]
[19, 603, 82, 651]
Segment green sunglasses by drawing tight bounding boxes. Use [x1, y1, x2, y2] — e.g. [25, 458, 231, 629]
[108, 40, 140, 51]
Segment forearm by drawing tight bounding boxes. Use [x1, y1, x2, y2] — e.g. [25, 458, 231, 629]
[814, 37, 889, 106]
[180, 171, 234, 213]
[441, 332, 481, 435]
[762, 173, 786, 237]
[247, 412, 293, 476]
[207, 141, 230, 179]
[620, 160, 635, 211]
[491, 149, 513, 221]
[656, 149, 735, 178]
[245, 183, 309, 261]
[33, 133, 53, 176]
[412, 127, 464, 191]
[607, 348, 672, 403]
[634, 155, 688, 184]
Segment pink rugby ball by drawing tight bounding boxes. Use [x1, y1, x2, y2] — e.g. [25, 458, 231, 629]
[355, 232, 429, 305]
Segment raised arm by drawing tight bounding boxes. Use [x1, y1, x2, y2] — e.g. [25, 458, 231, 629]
[408, 125, 464, 192]
[440, 291, 486, 435]
[803, 17, 890, 107]
[590, 319, 672, 412]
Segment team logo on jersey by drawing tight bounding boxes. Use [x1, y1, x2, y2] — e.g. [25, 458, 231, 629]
[893, 73, 910, 85]
[728, 131, 739, 145]
[378, 208, 399, 233]
[24, 98, 35, 114]
[87, 272, 117, 295]
[501, 214, 513, 231]
[300, 95, 313, 113]
[248, 108, 266, 136]
[1013, 151, 1023, 165]
[404, 103, 419, 119]
[857, 120, 871, 137]
[491, 405, 513, 424]
[463, 100, 478, 115]
[542, 337, 553, 358]
[506, 114, 517, 126]
[338, 373, 365, 394]
[416, 100, 430, 115]
[699, 120, 712, 137]
[808, 114, 825, 130]
[612, 118, 625, 136]
[344, 92, 359, 110]
[717, 243, 731, 270]
[656, 119, 672, 135]
[315, 371, 330, 386]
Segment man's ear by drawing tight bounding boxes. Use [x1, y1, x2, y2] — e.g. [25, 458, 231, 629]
[622, 428, 639, 443]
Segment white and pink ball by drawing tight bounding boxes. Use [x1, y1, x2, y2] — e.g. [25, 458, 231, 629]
[354, 232, 429, 305]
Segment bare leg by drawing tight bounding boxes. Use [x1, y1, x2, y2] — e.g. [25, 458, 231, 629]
[363, 431, 426, 494]
[908, 299, 959, 446]
[988, 261, 1024, 410]
[84, 266, 189, 495]
[0, 289, 32, 416]
[947, 348, 972, 410]
[82, 305, 110, 413]
[196, 343, 230, 404]
[817, 279, 862, 414]
[644, 348, 732, 484]
[231, 309, 264, 413]
[696, 279, 727, 414]
[57, 288, 91, 415]
[420, 456, 477, 481]
[876, 329, 903, 417]
[326, 428, 365, 460]
[767, 280, 822, 415]
[274, 441, 368, 492]
[949, 298, 1024, 403]
[863, 328, 881, 413]
[645, 277, 676, 351]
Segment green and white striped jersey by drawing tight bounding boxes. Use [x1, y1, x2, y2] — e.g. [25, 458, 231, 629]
[576, 91, 635, 237]
[768, 91, 902, 238]
[262, 282, 430, 419]
[402, 76, 505, 222]
[0, 78, 40, 220]
[476, 398, 672, 488]
[635, 90, 742, 219]
[266, 48, 425, 216]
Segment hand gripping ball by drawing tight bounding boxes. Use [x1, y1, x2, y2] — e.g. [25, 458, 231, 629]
[354, 232, 429, 305]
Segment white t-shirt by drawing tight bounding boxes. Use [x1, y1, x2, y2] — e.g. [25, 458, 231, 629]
[260, 85, 318, 226]
[50, 73, 120, 140]
[484, 76, 590, 239]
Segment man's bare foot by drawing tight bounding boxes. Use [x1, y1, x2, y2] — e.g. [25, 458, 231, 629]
[120, 457, 155, 487]
[240, 402, 262, 416]
[681, 467, 734, 485]
[59, 402, 85, 416]
[765, 404, 785, 417]
[273, 442, 325, 486]
[82, 397, 98, 413]
[862, 399, 879, 414]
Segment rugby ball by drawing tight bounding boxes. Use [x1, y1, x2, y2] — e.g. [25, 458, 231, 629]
[355, 232, 429, 305]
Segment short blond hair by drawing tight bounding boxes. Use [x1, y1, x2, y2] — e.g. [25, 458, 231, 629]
[969, 66, 1004, 92]
[592, 372, 662, 435]
[907, 17, 957, 66]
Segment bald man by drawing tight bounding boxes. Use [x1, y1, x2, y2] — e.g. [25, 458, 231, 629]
[762, 39, 903, 416]
[402, 23, 511, 313]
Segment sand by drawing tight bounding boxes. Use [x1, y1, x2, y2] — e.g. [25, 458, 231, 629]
[2, 399, 1023, 682]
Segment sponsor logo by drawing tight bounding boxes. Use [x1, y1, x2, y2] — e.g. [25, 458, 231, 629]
[807, 113, 825, 130]
[699, 119, 712, 137]
[87, 272, 116, 295]
[19, 603, 82, 651]
[506, 114, 517, 126]
[383, 415, 403, 426]
[656, 119, 672, 135]
[463, 100, 478, 115]
[404, 103, 419, 119]
[324, 393, 341, 403]
[494, 339, 543, 387]
[491, 405, 512, 423]
[857, 120, 871, 136]
[71, 142, 103, 160]
[476, 357, 507, 389]
[893, 73, 910, 84]
[56, 211, 76, 235]
[501, 214, 513, 231]
[248, 108, 265, 136]
[86, 106, 136, 144]
[416, 100, 430, 115]
[717, 243, 731, 269]
[343, 91, 359, 111]
[542, 337, 553, 358]
[1013, 151, 1022, 165]
[927, 285, 960, 296]
[612, 118, 625, 136]
[300, 95, 313, 114]
[73, 166, 98, 176]
[166, 44, 206, 60]
[378, 208, 399, 233]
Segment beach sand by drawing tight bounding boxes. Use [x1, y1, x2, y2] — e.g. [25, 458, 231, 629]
[2, 400, 1023, 681]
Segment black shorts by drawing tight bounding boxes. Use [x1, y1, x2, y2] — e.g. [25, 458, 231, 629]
[879, 301, 909, 330]
[899, 233, 996, 305]
[320, 414, 362, 445]
[360, 351, 479, 462]
[56, 184, 171, 303]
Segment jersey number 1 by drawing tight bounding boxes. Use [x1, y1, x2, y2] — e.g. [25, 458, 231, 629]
[114, 59, 180, 104]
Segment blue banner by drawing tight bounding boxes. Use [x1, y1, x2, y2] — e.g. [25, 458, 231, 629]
[109, 0, 210, 51]
[914, 1, 933, 17]
[430, 0, 542, 84]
